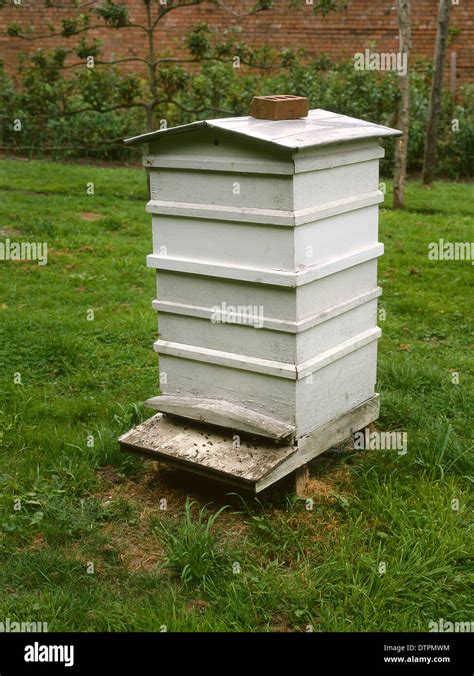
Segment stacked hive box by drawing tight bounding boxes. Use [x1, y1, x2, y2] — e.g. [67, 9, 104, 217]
[122, 109, 400, 489]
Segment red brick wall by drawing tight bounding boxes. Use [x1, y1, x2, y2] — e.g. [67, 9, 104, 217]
[0, 0, 472, 85]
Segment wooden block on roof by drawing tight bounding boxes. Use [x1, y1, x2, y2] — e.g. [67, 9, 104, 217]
[249, 95, 309, 120]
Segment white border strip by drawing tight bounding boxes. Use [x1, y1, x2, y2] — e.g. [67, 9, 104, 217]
[145, 191, 384, 227]
[153, 327, 381, 380]
[147, 243, 383, 287]
[152, 287, 382, 334]
[142, 144, 384, 176]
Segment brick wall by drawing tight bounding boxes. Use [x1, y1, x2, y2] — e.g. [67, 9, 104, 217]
[0, 0, 472, 85]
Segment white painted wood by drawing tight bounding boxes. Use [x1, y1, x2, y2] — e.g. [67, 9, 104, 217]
[297, 327, 380, 379]
[154, 326, 380, 381]
[155, 271, 298, 322]
[148, 252, 298, 286]
[154, 260, 380, 324]
[156, 298, 378, 365]
[143, 154, 294, 175]
[146, 199, 297, 226]
[152, 216, 294, 270]
[295, 300, 378, 362]
[149, 169, 293, 211]
[157, 314, 296, 363]
[144, 395, 295, 441]
[293, 141, 385, 173]
[152, 206, 379, 271]
[295, 342, 378, 436]
[146, 190, 383, 226]
[293, 160, 380, 210]
[125, 108, 401, 150]
[148, 162, 379, 215]
[255, 394, 380, 491]
[294, 206, 378, 267]
[154, 339, 297, 379]
[147, 243, 383, 287]
[159, 355, 296, 427]
[158, 339, 379, 437]
[142, 142, 384, 175]
[147, 125, 289, 162]
[120, 107, 396, 458]
[152, 287, 381, 333]
[296, 259, 378, 320]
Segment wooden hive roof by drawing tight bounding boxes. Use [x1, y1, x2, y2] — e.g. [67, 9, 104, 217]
[124, 108, 401, 151]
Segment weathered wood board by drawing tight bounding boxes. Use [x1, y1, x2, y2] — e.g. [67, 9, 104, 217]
[145, 395, 295, 441]
[119, 412, 297, 489]
[119, 395, 379, 493]
[257, 393, 379, 492]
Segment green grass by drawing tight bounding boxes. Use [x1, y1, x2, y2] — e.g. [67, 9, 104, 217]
[0, 158, 473, 632]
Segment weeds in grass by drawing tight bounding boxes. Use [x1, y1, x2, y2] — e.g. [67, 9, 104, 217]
[154, 499, 230, 588]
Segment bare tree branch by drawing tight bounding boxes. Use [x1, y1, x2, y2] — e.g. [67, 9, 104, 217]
[164, 98, 234, 115]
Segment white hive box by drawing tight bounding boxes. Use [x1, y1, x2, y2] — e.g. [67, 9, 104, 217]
[120, 108, 400, 492]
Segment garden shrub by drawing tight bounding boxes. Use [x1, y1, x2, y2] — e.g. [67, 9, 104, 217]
[0, 51, 472, 177]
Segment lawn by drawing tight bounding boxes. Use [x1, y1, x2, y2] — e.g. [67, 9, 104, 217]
[0, 158, 472, 632]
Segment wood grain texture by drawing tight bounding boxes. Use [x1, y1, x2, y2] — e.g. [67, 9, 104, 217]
[145, 395, 295, 441]
[152, 287, 381, 334]
[294, 465, 310, 497]
[118, 396, 380, 492]
[153, 327, 380, 381]
[142, 141, 384, 176]
[119, 412, 296, 486]
[146, 190, 384, 226]
[256, 394, 380, 491]
[146, 243, 383, 287]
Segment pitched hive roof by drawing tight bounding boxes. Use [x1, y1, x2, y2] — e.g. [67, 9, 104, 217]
[124, 108, 401, 151]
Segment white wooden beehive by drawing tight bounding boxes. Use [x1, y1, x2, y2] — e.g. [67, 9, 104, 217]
[120, 108, 401, 492]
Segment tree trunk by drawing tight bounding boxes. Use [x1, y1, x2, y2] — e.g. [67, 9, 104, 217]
[422, 0, 451, 185]
[145, 0, 158, 132]
[393, 0, 411, 209]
